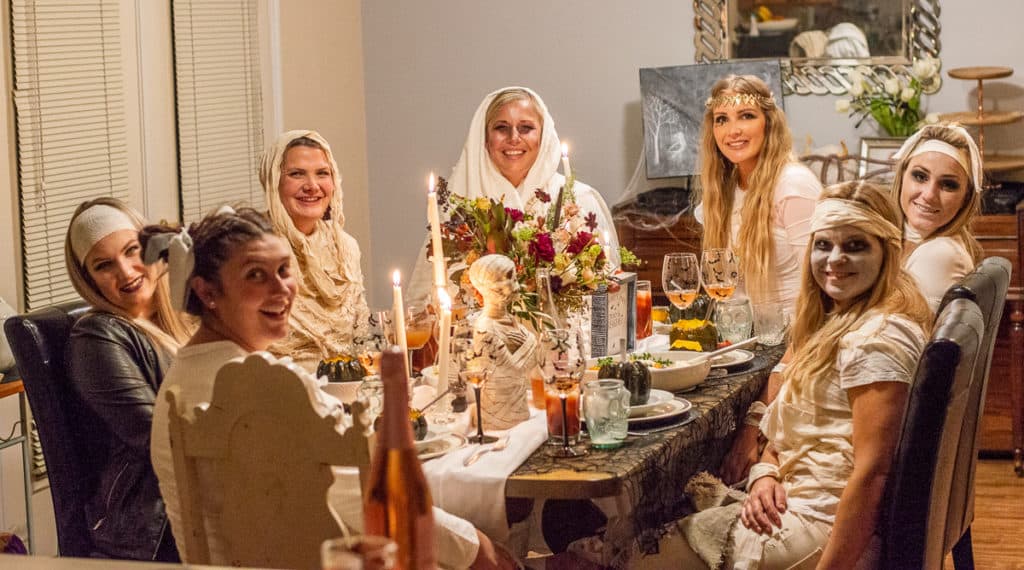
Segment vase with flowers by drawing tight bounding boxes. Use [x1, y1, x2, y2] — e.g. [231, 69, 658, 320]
[835, 57, 942, 137]
[431, 176, 639, 331]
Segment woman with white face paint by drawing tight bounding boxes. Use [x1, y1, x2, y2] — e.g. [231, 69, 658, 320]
[634, 182, 930, 569]
[891, 122, 984, 311]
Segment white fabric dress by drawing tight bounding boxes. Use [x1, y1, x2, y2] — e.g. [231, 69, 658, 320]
[903, 232, 974, 313]
[695, 162, 822, 314]
[151, 341, 480, 569]
[642, 312, 926, 569]
[409, 86, 620, 303]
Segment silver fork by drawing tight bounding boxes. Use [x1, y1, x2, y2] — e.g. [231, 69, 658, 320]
[463, 433, 512, 467]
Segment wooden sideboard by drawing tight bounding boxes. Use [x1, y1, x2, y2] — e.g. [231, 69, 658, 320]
[615, 206, 1024, 475]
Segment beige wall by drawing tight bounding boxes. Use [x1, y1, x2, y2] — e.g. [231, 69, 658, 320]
[277, 0, 373, 296]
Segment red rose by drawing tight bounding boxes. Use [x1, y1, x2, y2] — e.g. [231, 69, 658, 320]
[529, 233, 556, 262]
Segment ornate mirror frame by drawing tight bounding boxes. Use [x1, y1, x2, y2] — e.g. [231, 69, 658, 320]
[693, 0, 942, 96]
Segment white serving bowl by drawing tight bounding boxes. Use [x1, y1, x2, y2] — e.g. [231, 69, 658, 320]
[586, 351, 711, 393]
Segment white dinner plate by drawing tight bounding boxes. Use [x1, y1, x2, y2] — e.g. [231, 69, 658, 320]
[627, 398, 692, 425]
[710, 349, 755, 369]
[629, 389, 675, 418]
[416, 432, 467, 461]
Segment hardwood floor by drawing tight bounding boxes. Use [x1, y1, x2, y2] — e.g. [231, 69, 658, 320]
[944, 460, 1024, 569]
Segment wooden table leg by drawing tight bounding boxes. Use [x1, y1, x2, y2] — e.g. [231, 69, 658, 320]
[1010, 300, 1024, 476]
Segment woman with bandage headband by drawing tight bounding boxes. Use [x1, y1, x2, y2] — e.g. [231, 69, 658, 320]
[891, 122, 984, 311]
[64, 197, 192, 561]
[634, 182, 930, 569]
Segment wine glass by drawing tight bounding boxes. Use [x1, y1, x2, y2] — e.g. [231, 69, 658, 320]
[700, 248, 739, 302]
[355, 310, 390, 377]
[539, 328, 588, 457]
[662, 253, 700, 312]
[458, 342, 498, 445]
[404, 304, 436, 376]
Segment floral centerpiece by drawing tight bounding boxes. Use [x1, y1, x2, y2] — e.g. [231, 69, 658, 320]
[431, 176, 639, 329]
[835, 57, 941, 137]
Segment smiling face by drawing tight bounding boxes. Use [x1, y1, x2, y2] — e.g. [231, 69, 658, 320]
[810, 225, 884, 310]
[278, 145, 335, 235]
[485, 98, 542, 188]
[199, 235, 297, 352]
[899, 151, 970, 238]
[712, 95, 767, 184]
[84, 228, 159, 319]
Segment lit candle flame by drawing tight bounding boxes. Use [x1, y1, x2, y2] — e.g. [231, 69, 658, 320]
[428, 172, 436, 193]
[561, 143, 569, 158]
[437, 287, 451, 310]
[392, 270, 401, 286]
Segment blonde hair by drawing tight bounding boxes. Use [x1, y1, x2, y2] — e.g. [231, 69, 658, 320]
[697, 75, 794, 303]
[892, 122, 983, 263]
[484, 88, 543, 133]
[64, 198, 192, 352]
[784, 181, 931, 400]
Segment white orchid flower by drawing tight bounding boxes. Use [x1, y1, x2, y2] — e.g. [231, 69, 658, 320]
[913, 57, 939, 80]
[850, 81, 865, 97]
[884, 78, 901, 96]
[925, 112, 940, 124]
[900, 87, 916, 102]
[835, 99, 851, 113]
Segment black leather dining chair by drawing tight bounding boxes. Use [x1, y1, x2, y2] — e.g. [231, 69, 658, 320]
[934, 257, 1011, 569]
[880, 298, 984, 570]
[3, 300, 101, 557]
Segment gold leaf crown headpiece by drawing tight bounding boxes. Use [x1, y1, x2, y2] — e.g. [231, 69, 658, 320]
[704, 92, 776, 110]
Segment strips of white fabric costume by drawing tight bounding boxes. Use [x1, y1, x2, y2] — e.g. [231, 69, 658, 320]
[70, 205, 136, 261]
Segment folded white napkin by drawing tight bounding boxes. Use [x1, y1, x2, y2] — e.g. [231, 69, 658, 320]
[423, 409, 548, 543]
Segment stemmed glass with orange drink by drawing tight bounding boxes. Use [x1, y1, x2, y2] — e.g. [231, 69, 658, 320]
[700, 248, 739, 302]
[403, 305, 435, 376]
[539, 328, 588, 457]
[700, 248, 740, 324]
[458, 339, 498, 445]
[662, 253, 701, 313]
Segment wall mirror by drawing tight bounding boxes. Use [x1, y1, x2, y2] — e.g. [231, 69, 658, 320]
[694, 0, 942, 95]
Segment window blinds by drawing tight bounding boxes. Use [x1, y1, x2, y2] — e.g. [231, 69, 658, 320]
[172, 0, 265, 224]
[11, 0, 130, 310]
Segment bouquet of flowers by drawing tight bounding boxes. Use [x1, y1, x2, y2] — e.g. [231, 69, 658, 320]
[432, 176, 639, 328]
[835, 57, 941, 137]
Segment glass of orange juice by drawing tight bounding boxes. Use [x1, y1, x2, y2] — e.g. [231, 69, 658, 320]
[662, 253, 700, 313]
[636, 280, 653, 339]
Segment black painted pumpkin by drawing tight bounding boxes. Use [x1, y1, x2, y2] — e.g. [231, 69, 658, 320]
[317, 355, 366, 382]
[598, 359, 651, 406]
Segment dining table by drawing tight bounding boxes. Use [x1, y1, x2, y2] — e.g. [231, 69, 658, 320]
[503, 343, 786, 566]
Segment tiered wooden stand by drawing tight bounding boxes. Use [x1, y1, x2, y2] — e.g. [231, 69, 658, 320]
[940, 66, 1024, 174]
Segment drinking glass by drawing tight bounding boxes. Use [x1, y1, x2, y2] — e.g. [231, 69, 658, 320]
[321, 535, 397, 570]
[448, 338, 472, 414]
[662, 253, 700, 312]
[459, 346, 498, 445]
[354, 310, 391, 376]
[713, 297, 754, 344]
[544, 361, 586, 457]
[582, 379, 630, 449]
[404, 305, 435, 376]
[636, 280, 653, 340]
[754, 302, 789, 346]
[356, 378, 385, 425]
[700, 248, 739, 302]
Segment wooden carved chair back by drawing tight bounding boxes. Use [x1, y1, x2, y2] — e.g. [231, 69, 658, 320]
[166, 353, 370, 570]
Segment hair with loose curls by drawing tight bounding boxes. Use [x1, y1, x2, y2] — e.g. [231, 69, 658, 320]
[483, 88, 543, 134]
[64, 197, 192, 351]
[891, 121, 983, 263]
[784, 181, 931, 400]
[139, 208, 278, 317]
[697, 74, 794, 304]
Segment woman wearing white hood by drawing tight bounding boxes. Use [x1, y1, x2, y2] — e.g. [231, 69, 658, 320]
[410, 87, 620, 301]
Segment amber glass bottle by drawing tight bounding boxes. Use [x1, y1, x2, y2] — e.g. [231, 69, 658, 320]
[364, 347, 437, 569]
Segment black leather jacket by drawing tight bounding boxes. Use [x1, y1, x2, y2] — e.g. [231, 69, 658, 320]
[67, 312, 177, 561]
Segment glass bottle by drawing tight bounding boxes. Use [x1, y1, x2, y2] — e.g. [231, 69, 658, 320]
[363, 347, 437, 569]
[536, 267, 564, 329]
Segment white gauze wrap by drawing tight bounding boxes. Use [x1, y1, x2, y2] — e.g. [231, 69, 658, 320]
[70, 205, 137, 261]
[810, 198, 901, 244]
[892, 125, 984, 192]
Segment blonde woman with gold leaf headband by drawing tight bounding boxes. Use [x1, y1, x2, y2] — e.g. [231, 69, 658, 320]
[634, 182, 930, 569]
[891, 122, 984, 311]
[695, 75, 823, 313]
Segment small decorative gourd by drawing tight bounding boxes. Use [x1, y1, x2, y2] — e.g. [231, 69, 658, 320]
[316, 355, 366, 382]
[597, 340, 651, 405]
